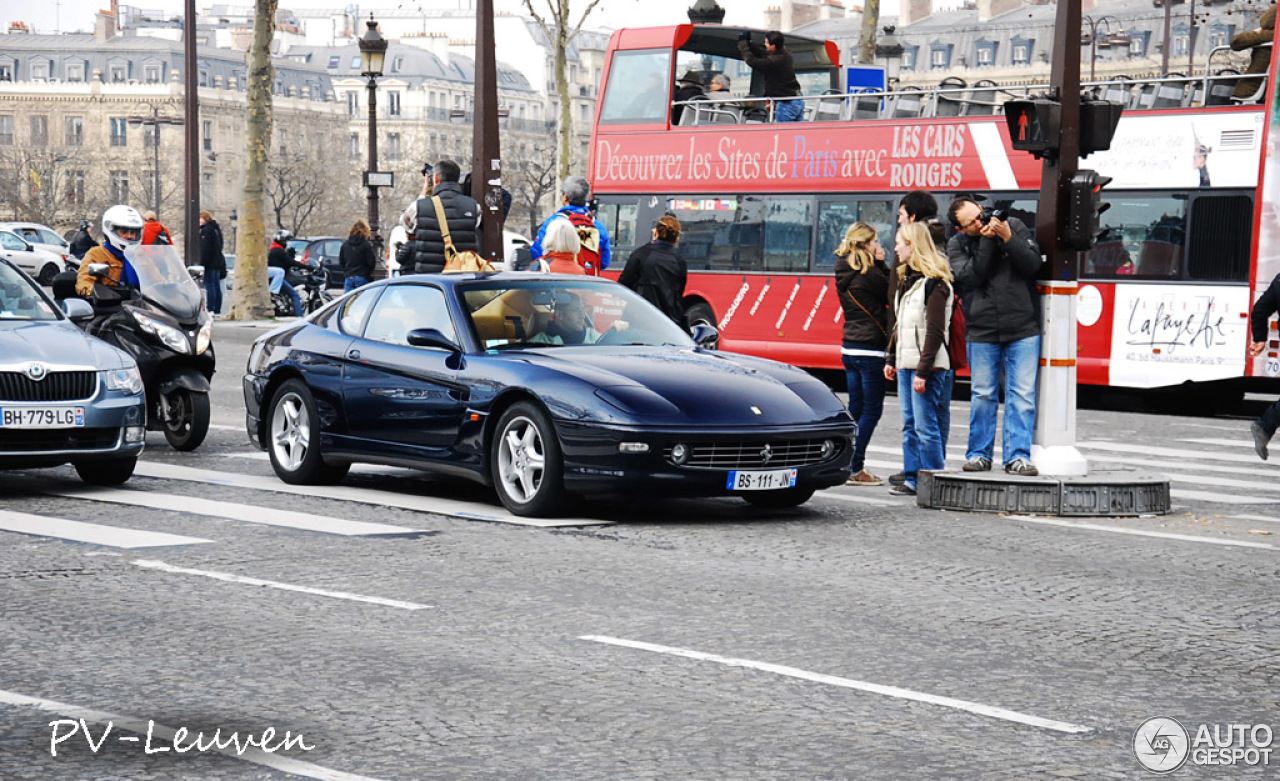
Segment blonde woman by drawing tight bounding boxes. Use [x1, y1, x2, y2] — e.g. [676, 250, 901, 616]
[834, 221, 889, 486]
[535, 217, 585, 274]
[883, 222, 954, 497]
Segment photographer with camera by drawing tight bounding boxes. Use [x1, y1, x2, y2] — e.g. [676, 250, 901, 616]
[946, 196, 1044, 477]
[398, 159, 480, 274]
[737, 30, 803, 123]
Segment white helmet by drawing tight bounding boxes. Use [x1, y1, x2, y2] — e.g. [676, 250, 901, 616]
[102, 204, 144, 250]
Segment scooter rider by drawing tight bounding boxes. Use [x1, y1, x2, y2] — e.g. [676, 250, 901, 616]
[268, 230, 303, 316]
[76, 205, 143, 297]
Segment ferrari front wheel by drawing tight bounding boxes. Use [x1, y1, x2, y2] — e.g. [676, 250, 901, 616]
[491, 401, 566, 517]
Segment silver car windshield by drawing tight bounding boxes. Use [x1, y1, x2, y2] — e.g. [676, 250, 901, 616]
[461, 278, 693, 349]
[0, 262, 58, 321]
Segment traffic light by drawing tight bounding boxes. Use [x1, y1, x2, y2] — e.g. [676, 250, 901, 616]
[1065, 169, 1113, 250]
[1003, 98, 1061, 158]
[1079, 100, 1124, 157]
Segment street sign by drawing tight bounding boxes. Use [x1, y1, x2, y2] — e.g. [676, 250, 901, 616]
[1003, 99, 1061, 157]
[364, 171, 394, 188]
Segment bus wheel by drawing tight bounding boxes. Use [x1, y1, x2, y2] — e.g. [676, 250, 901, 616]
[685, 302, 719, 350]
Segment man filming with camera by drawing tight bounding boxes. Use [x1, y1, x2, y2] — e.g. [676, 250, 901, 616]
[946, 196, 1044, 477]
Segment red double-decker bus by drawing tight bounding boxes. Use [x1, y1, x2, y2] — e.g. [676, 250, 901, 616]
[588, 22, 1277, 402]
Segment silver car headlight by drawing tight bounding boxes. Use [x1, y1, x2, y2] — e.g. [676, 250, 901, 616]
[103, 367, 144, 395]
[131, 310, 191, 354]
[196, 313, 213, 355]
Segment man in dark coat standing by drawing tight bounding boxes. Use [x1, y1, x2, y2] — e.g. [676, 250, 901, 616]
[619, 215, 687, 326]
[1249, 272, 1280, 459]
[738, 30, 803, 122]
[68, 220, 98, 259]
[198, 210, 226, 316]
[398, 159, 480, 274]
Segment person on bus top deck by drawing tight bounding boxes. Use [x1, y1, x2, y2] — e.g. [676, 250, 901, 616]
[1249, 272, 1280, 460]
[672, 70, 706, 125]
[947, 195, 1043, 478]
[531, 176, 611, 275]
[76, 204, 144, 297]
[737, 30, 803, 123]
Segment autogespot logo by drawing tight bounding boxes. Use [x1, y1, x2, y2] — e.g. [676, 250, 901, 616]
[1134, 717, 1190, 773]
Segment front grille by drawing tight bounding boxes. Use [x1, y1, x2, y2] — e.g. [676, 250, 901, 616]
[0, 427, 119, 452]
[0, 371, 97, 402]
[664, 438, 839, 469]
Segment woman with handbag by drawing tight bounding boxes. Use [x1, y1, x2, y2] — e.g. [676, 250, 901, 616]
[883, 222, 955, 498]
[834, 221, 890, 486]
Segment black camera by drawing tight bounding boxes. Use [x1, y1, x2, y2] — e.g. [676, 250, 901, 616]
[588, 197, 599, 214]
[421, 162, 434, 178]
[980, 207, 1008, 225]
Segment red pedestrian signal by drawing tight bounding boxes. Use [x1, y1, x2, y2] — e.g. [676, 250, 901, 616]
[1003, 99, 1061, 158]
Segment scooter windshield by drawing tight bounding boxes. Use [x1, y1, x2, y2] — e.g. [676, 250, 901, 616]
[124, 244, 205, 320]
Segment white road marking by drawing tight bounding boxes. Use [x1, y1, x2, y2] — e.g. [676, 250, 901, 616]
[1170, 489, 1275, 505]
[1079, 440, 1262, 465]
[1077, 454, 1275, 479]
[133, 462, 612, 528]
[207, 423, 243, 431]
[1179, 438, 1256, 449]
[220, 453, 417, 476]
[1003, 515, 1277, 550]
[0, 511, 211, 549]
[819, 492, 898, 507]
[1232, 513, 1280, 525]
[41, 486, 425, 536]
[133, 560, 431, 610]
[580, 635, 1091, 734]
[0, 688, 387, 781]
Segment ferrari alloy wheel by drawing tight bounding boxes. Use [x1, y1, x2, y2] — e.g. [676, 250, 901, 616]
[267, 379, 350, 485]
[492, 401, 566, 517]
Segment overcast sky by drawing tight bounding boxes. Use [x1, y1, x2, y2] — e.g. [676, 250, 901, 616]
[6, 0, 908, 37]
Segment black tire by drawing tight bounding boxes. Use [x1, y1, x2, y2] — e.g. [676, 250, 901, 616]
[490, 401, 566, 517]
[267, 379, 350, 485]
[684, 301, 719, 349]
[75, 457, 137, 486]
[742, 487, 816, 509]
[161, 389, 211, 451]
[38, 262, 60, 286]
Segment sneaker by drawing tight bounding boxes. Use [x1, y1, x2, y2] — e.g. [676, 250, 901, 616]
[888, 483, 916, 496]
[1251, 421, 1270, 461]
[845, 470, 885, 487]
[1004, 458, 1039, 476]
[962, 456, 992, 472]
[888, 471, 907, 486]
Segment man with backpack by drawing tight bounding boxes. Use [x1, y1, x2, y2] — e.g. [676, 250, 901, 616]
[531, 176, 611, 275]
[398, 159, 481, 274]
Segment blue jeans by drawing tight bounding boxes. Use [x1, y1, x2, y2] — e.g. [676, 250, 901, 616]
[344, 275, 369, 293]
[967, 336, 1040, 465]
[281, 280, 302, 316]
[938, 368, 954, 454]
[204, 269, 223, 315]
[897, 369, 950, 490]
[775, 99, 804, 122]
[842, 354, 886, 472]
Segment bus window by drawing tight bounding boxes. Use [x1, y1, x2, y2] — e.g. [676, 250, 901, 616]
[595, 199, 640, 262]
[667, 197, 755, 271]
[759, 198, 812, 272]
[814, 199, 895, 271]
[1188, 194, 1251, 282]
[1081, 194, 1186, 280]
[599, 50, 672, 124]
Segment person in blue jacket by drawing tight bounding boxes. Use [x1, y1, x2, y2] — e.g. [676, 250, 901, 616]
[531, 176, 611, 275]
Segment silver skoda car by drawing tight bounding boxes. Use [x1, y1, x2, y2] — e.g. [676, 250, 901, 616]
[0, 258, 146, 484]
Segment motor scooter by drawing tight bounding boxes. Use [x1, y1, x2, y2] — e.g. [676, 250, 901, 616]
[272, 262, 334, 316]
[56, 245, 215, 451]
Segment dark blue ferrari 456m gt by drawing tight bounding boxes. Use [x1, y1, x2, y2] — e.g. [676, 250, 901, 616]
[243, 273, 854, 516]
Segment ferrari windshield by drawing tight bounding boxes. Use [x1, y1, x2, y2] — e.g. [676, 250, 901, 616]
[0, 261, 58, 321]
[460, 277, 694, 349]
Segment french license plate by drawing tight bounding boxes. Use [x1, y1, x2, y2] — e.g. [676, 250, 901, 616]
[0, 406, 85, 429]
[727, 468, 798, 491]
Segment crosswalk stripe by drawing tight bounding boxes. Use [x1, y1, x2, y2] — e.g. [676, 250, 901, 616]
[1079, 441, 1262, 464]
[1170, 489, 1276, 505]
[0, 511, 212, 549]
[39, 486, 425, 537]
[1233, 513, 1280, 525]
[1179, 437, 1255, 449]
[818, 493, 899, 507]
[1004, 514, 1277, 551]
[132, 462, 612, 528]
[134, 560, 431, 610]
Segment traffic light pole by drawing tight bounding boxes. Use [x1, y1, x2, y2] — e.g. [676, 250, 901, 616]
[1032, 0, 1088, 477]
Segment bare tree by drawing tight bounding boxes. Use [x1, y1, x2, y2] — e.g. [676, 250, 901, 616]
[505, 139, 559, 237]
[230, 0, 278, 320]
[265, 155, 327, 233]
[0, 147, 91, 228]
[521, 0, 605, 180]
[857, 0, 881, 65]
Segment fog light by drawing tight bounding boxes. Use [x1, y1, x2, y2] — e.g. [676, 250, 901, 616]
[820, 439, 836, 459]
[124, 426, 146, 443]
[618, 442, 649, 454]
[671, 442, 690, 465]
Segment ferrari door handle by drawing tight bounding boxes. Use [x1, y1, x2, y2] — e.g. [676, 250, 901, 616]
[347, 349, 361, 360]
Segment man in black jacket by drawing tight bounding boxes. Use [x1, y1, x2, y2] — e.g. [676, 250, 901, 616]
[398, 159, 480, 274]
[69, 220, 98, 259]
[947, 196, 1044, 477]
[199, 210, 226, 316]
[268, 230, 303, 316]
[738, 30, 803, 122]
[1249, 273, 1280, 459]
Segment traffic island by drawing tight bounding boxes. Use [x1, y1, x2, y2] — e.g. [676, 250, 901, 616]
[916, 470, 1171, 516]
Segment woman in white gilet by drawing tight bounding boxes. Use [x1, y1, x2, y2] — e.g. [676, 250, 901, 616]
[883, 222, 954, 497]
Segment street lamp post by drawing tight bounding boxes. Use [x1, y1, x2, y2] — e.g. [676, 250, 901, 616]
[874, 26, 904, 89]
[126, 102, 183, 217]
[1082, 15, 1124, 82]
[229, 207, 237, 253]
[359, 15, 388, 274]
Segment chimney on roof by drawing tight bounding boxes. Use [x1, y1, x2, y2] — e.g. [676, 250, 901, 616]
[977, 0, 1023, 23]
[898, 0, 932, 27]
[95, 9, 118, 43]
